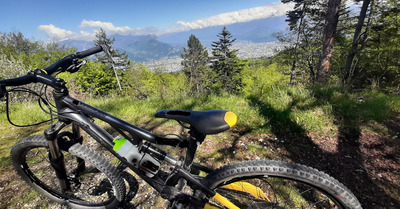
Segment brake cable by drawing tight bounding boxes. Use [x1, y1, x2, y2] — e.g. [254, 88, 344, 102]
[4, 87, 53, 127]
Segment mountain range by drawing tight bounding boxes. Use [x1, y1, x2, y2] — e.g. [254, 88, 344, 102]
[60, 16, 289, 63]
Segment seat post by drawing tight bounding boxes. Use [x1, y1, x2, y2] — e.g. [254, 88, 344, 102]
[183, 128, 205, 170]
[176, 128, 205, 191]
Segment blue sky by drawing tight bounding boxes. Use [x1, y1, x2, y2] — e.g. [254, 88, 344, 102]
[0, 0, 293, 41]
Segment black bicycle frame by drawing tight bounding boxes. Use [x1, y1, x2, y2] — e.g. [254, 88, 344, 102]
[42, 73, 216, 206]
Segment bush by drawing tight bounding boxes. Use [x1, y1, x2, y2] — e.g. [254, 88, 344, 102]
[122, 63, 188, 99]
[73, 61, 118, 96]
[241, 63, 288, 97]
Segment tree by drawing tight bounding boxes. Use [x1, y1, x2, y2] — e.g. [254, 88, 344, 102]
[316, 0, 342, 83]
[282, 0, 308, 85]
[93, 28, 129, 91]
[181, 35, 209, 94]
[210, 27, 243, 93]
[75, 61, 117, 96]
[356, 0, 400, 90]
[281, 0, 328, 84]
[0, 50, 26, 79]
[343, 0, 373, 84]
[0, 30, 39, 56]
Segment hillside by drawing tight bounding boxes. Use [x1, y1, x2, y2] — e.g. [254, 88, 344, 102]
[0, 89, 399, 208]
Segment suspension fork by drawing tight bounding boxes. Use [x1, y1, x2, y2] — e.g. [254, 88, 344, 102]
[72, 122, 85, 174]
[44, 121, 70, 192]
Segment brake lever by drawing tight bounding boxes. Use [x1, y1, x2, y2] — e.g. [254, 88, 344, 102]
[67, 59, 87, 73]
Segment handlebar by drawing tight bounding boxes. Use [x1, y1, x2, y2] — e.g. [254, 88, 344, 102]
[0, 45, 103, 87]
[44, 45, 103, 75]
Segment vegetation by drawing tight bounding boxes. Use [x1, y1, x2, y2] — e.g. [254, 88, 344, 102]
[181, 34, 209, 95]
[280, 0, 400, 91]
[209, 27, 244, 94]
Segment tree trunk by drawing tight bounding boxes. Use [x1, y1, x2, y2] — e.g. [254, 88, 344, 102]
[290, 3, 307, 86]
[343, 0, 372, 84]
[316, 0, 342, 83]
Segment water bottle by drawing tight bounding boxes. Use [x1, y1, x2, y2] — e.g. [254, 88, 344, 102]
[113, 137, 161, 177]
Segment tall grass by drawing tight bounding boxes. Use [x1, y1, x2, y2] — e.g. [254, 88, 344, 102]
[0, 101, 50, 126]
[1, 85, 399, 137]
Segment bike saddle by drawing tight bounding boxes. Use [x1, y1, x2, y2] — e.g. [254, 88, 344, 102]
[155, 109, 237, 135]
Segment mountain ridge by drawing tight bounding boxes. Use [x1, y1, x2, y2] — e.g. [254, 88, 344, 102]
[59, 16, 289, 63]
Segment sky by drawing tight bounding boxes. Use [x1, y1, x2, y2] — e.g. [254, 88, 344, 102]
[0, 0, 294, 42]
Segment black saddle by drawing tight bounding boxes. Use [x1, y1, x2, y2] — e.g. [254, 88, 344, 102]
[155, 109, 237, 135]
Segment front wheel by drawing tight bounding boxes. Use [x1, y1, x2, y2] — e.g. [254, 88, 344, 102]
[202, 160, 362, 209]
[11, 135, 126, 209]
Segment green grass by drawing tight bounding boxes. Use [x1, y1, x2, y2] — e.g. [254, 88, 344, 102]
[1, 85, 399, 142]
[1, 85, 399, 137]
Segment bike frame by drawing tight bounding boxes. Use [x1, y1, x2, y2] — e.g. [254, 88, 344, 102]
[38, 70, 217, 207]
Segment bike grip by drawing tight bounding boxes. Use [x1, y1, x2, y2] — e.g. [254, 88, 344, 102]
[77, 45, 103, 58]
[0, 74, 34, 86]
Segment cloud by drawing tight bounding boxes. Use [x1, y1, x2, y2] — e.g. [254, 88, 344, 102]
[80, 20, 133, 34]
[40, 20, 160, 41]
[79, 19, 159, 36]
[39, 2, 293, 41]
[168, 2, 293, 33]
[38, 24, 78, 41]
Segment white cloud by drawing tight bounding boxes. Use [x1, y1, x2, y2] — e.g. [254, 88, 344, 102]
[80, 20, 132, 34]
[38, 24, 78, 41]
[39, 2, 293, 41]
[79, 19, 159, 36]
[40, 20, 160, 41]
[168, 2, 293, 33]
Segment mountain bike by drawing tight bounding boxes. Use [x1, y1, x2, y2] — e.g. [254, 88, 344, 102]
[0, 46, 362, 208]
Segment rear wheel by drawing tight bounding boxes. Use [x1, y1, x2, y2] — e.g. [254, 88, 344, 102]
[202, 160, 362, 209]
[11, 135, 125, 209]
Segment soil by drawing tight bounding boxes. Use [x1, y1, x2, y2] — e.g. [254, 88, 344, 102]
[195, 118, 400, 208]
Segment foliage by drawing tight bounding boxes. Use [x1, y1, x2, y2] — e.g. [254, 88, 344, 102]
[241, 63, 288, 97]
[74, 61, 117, 96]
[0, 50, 26, 80]
[122, 63, 188, 99]
[94, 28, 129, 91]
[181, 34, 209, 95]
[355, 0, 400, 91]
[0, 33, 77, 101]
[0, 30, 39, 57]
[0, 31, 75, 70]
[22, 42, 76, 70]
[210, 27, 244, 94]
[94, 28, 129, 64]
[279, 0, 327, 83]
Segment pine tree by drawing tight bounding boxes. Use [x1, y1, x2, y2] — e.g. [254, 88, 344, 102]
[181, 34, 209, 94]
[210, 27, 243, 93]
[211, 27, 238, 60]
[93, 28, 129, 91]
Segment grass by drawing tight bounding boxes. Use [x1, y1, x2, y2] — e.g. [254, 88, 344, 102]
[3, 86, 397, 135]
[0, 85, 399, 208]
